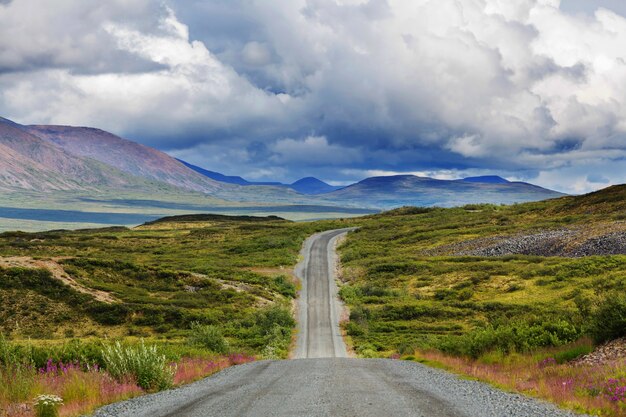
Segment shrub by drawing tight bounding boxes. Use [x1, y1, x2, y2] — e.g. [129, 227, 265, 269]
[187, 323, 229, 353]
[345, 322, 365, 336]
[256, 306, 295, 335]
[273, 275, 296, 298]
[349, 305, 370, 323]
[397, 342, 415, 356]
[589, 292, 626, 343]
[438, 320, 581, 358]
[101, 341, 174, 391]
[254, 306, 295, 358]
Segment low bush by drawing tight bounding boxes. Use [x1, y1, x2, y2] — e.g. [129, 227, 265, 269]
[187, 322, 229, 353]
[438, 320, 581, 358]
[101, 340, 174, 391]
[273, 275, 296, 298]
[345, 322, 365, 336]
[589, 292, 626, 343]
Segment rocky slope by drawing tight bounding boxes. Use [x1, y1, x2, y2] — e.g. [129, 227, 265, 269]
[433, 223, 626, 258]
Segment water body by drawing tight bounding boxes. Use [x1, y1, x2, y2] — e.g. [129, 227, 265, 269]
[77, 198, 377, 214]
[0, 207, 162, 225]
[0, 204, 377, 227]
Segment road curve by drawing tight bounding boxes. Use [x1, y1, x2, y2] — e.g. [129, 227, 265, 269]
[93, 229, 588, 417]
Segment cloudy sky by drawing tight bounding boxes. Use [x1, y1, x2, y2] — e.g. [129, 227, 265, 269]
[1, 0, 625, 193]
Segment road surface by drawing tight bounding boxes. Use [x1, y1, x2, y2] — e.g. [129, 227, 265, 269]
[294, 228, 351, 359]
[94, 229, 587, 417]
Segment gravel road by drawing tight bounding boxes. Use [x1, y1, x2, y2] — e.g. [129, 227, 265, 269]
[92, 229, 590, 417]
[294, 228, 351, 359]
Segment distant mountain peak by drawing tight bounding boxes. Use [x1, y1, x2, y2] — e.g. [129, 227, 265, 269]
[291, 177, 326, 185]
[462, 175, 509, 184]
[290, 177, 341, 195]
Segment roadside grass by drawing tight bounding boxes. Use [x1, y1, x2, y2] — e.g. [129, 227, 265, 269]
[410, 343, 626, 417]
[0, 336, 254, 417]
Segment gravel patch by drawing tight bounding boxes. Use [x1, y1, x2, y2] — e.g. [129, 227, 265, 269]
[439, 228, 626, 258]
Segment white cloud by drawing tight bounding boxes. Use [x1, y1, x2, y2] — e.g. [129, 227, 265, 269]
[0, 5, 290, 146]
[241, 41, 272, 66]
[271, 136, 363, 166]
[1, 0, 626, 190]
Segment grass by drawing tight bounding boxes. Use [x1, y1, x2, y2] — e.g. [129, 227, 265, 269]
[0, 215, 351, 349]
[337, 195, 626, 357]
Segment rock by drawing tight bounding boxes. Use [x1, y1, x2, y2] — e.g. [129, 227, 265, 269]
[573, 337, 626, 366]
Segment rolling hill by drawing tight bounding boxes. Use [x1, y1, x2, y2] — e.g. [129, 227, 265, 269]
[0, 117, 148, 192]
[323, 175, 564, 209]
[2, 118, 311, 205]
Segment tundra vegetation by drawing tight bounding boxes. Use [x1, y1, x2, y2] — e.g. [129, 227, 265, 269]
[1, 186, 626, 416]
[337, 185, 626, 416]
[0, 215, 350, 416]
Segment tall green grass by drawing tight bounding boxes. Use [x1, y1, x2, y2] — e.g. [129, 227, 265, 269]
[102, 341, 174, 391]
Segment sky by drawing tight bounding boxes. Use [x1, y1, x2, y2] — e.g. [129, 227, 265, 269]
[1, 0, 626, 193]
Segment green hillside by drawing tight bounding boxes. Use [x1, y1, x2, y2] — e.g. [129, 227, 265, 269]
[0, 215, 350, 357]
[336, 185, 626, 357]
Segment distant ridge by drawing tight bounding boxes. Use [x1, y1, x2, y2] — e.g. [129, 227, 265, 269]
[462, 175, 509, 184]
[323, 174, 565, 209]
[0, 117, 151, 192]
[178, 159, 250, 186]
[25, 125, 228, 194]
[0, 116, 567, 215]
[179, 159, 341, 194]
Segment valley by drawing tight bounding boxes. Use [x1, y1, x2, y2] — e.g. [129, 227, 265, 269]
[0, 186, 625, 416]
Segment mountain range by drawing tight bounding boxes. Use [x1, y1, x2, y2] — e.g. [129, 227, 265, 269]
[179, 159, 340, 194]
[327, 175, 563, 208]
[0, 116, 566, 228]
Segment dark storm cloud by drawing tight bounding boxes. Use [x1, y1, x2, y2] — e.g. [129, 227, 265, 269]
[1, 0, 626, 193]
